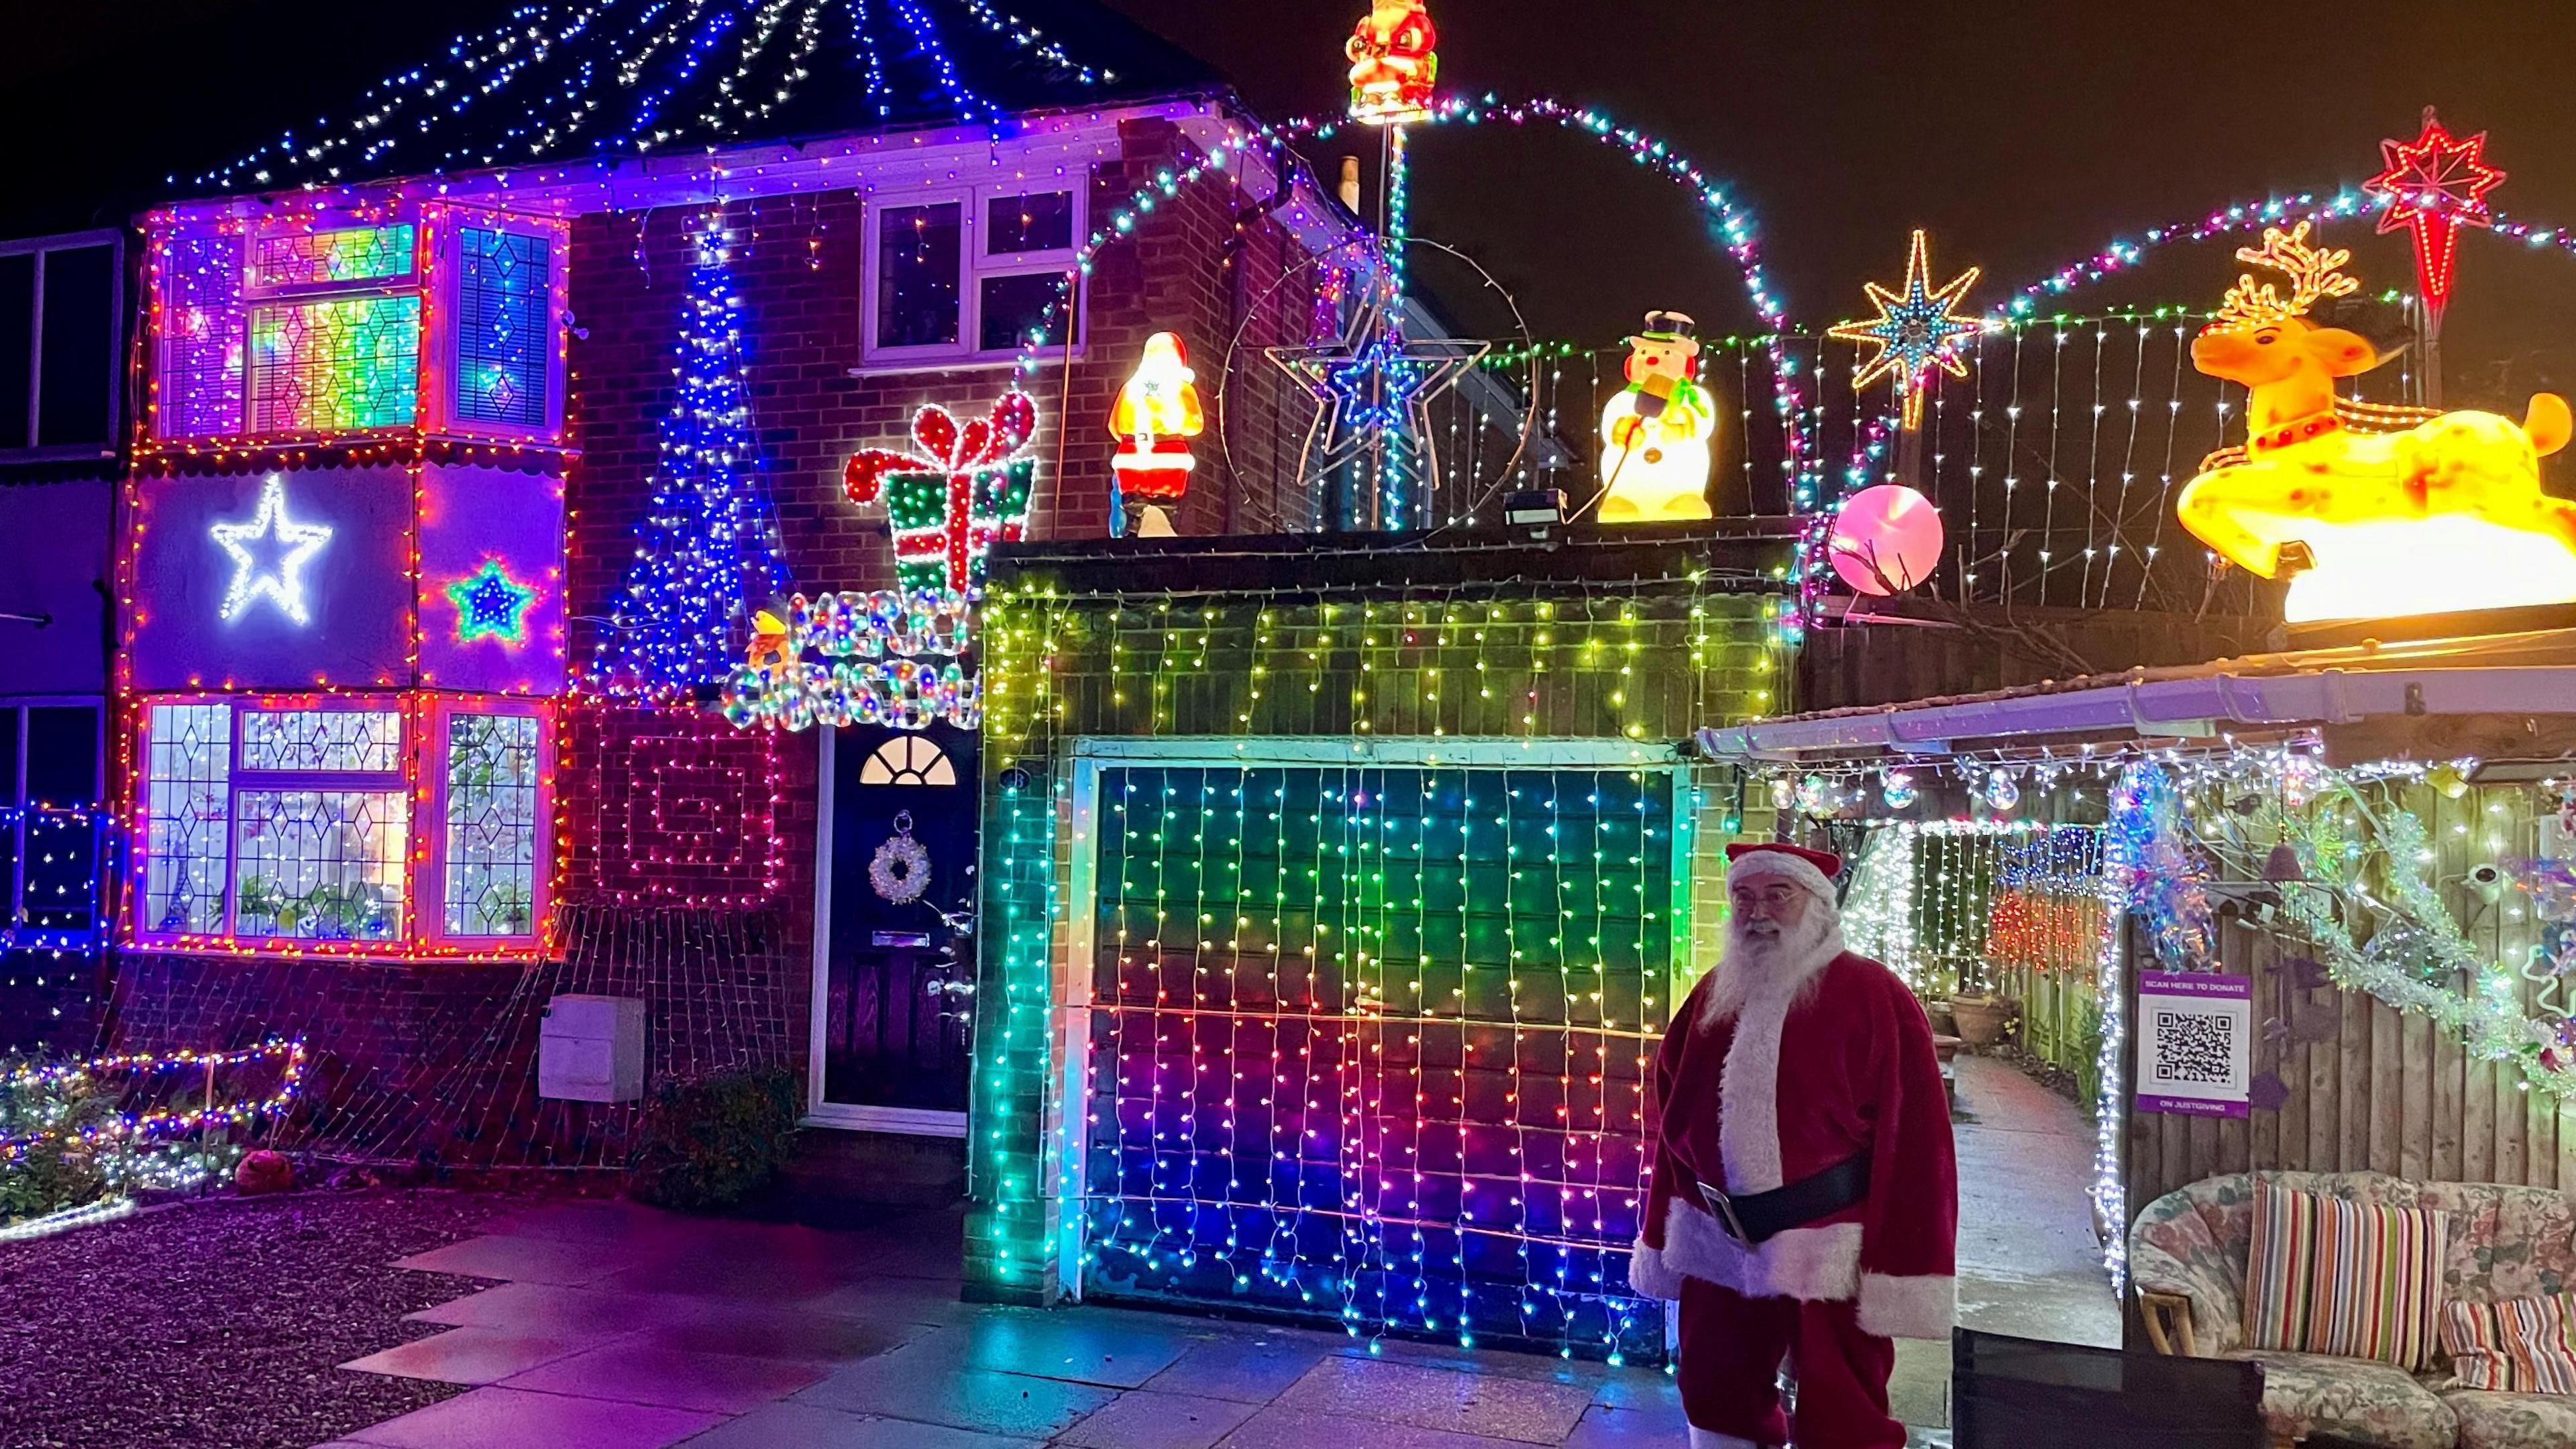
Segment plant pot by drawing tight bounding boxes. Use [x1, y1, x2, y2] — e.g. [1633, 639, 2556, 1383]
[1948, 996, 2015, 1051]
[1927, 1002, 1958, 1037]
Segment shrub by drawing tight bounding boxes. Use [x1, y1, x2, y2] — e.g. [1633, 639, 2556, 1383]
[627, 1066, 802, 1211]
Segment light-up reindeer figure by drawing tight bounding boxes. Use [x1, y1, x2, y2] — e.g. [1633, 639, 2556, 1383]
[2176, 223, 2576, 622]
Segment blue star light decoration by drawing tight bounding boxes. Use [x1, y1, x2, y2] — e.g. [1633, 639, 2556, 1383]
[1829, 229, 1982, 430]
[447, 559, 539, 645]
[210, 474, 333, 625]
[1269, 315, 1485, 531]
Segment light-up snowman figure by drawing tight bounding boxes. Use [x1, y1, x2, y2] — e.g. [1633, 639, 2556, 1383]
[1596, 310, 1715, 523]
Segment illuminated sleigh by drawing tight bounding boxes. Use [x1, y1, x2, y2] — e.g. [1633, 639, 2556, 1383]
[2175, 223, 2576, 623]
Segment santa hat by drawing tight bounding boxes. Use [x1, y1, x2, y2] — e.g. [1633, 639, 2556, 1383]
[1724, 841, 1843, 904]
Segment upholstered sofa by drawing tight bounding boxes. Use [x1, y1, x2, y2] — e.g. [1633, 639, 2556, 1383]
[2129, 1171, 2576, 1449]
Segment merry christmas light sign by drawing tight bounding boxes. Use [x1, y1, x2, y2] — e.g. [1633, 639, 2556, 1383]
[719, 590, 979, 732]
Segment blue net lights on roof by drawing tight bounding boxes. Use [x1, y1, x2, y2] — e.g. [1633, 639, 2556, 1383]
[190, 0, 1120, 191]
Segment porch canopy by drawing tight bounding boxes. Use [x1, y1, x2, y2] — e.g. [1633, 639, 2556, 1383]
[1701, 623, 2576, 773]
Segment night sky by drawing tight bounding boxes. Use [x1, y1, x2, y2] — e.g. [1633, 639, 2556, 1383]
[6, 0, 2575, 393]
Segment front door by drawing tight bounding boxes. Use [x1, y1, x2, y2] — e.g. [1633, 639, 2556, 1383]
[808, 725, 979, 1134]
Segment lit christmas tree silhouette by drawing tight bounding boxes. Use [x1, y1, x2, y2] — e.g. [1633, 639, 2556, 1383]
[590, 214, 790, 697]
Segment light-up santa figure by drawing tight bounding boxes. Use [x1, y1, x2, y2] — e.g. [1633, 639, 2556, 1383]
[1346, 0, 1438, 124]
[1110, 331, 1205, 537]
[1597, 310, 1716, 523]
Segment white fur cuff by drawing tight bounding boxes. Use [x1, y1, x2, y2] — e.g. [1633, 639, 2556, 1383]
[1858, 1271, 1955, 1340]
[1628, 1234, 1684, 1301]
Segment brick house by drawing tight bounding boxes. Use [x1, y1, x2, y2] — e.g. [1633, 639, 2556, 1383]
[83, 3, 1366, 1173]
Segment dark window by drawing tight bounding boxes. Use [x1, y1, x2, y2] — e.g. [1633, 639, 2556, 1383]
[24, 707, 98, 806]
[38, 246, 113, 447]
[978, 272, 1077, 353]
[2, 702, 103, 950]
[0, 238, 118, 455]
[986, 192, 1073, 256]
[0, 710, 19, 807]
[875, 203, 961, 349]
[0, 254, 31, 451]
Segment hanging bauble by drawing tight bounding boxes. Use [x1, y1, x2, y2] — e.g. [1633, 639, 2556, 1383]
[1795, 775, 1832, 817]
[2263, 843, 2306, 883]
[1983, 769, 2021, 813]
[1827, 484, 1945, 596]
[869, 810, 933, 904]
[1768, 775, 1796, 812]
[1880, 770, 1919, 811]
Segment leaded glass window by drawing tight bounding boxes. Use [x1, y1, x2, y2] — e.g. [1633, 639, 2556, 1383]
[233, 788, 408, 941]
[453, 228, 549, 428]
[143, 704, 230, 934]
[240, 709, 402, 773]
[443, 713, 540, 936]
[132, 698, 549, 953]
[248, 295, 421, 433]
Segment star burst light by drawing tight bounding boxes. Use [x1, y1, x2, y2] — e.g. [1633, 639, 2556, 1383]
[1270, 321, 1483, 530]
[446, 559, 539, 645]
[1829, 229, 1982, 430]
[2365, 108, 2506, 323]
[210, 474, 333, 625]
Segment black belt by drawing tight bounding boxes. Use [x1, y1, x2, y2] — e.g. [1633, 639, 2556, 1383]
[1696, 1154, 1871, 1245]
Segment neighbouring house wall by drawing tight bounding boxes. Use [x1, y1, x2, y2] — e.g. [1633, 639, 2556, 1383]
[0, 479, 113, 695]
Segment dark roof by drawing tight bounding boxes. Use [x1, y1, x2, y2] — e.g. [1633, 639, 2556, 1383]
[1, 0, 1228, 234]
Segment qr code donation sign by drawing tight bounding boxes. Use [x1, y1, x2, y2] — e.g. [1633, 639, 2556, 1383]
[2137, 970, 2253, 1118]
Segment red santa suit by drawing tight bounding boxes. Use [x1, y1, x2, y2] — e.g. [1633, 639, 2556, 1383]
[1629, 843, 1957, 1449]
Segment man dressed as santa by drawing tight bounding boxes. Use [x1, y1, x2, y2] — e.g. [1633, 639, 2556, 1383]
[1629, 842, 1957, 1448]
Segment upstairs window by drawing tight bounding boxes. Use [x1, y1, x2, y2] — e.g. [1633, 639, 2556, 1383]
[0, 233, 121, 462]
[152, 207, 565, 447]
[863, 184, 1083, 368]
[0, 702, 105, 955]
[131, 696, 551, 957]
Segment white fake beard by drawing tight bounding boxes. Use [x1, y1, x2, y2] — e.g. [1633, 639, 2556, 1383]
[1700, 904, 1843, 1029]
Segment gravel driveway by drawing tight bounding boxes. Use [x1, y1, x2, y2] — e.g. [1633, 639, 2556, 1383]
[0, 1191, 506, 1449]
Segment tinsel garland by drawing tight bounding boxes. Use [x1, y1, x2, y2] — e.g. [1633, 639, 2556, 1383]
[2273, 794, 2576, 1097]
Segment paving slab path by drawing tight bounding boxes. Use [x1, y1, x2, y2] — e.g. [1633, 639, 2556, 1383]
[329, 1057, 2110, 1448]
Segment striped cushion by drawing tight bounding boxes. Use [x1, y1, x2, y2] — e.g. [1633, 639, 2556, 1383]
[2441, 1292, 2576, 1393]
[2242, 1179, 2449, 1372]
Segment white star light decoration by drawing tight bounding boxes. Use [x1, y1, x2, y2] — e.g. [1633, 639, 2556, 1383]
[1829, 229, 1982, 430]
[211, 474, 333, 625]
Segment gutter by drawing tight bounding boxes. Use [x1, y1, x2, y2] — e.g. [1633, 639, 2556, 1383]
[1694, 664, 2576, 762]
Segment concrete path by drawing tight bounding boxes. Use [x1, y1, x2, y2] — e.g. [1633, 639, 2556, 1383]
[1949, 1055, 2121, 1350]
[323, 1057, 2109, 1448]
[326, 1198, 1699, 1449]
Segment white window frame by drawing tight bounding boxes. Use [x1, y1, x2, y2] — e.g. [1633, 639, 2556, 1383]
[127, 694, 553, 959]
[0, 231, 123, 464]
[858, 182, 1087, 372]
[0, 696, 106, 954]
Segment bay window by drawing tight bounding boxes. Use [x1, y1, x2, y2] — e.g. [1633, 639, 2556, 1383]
[131, 697, 551, 957]
[151, 205, 567, 446]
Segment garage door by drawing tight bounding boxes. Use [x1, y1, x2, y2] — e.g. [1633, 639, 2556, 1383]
[1075, 759, 1684, 1363]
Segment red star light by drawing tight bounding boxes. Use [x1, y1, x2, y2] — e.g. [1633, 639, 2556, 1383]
[2365, 109, 2505, 318]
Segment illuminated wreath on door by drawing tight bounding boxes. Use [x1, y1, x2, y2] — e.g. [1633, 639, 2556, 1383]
[869, 810, 933, 904]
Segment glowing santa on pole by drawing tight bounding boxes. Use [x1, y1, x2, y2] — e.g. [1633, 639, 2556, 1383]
[1110, 331, 1205, 537]
[1630, 841, 1957, 1449]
